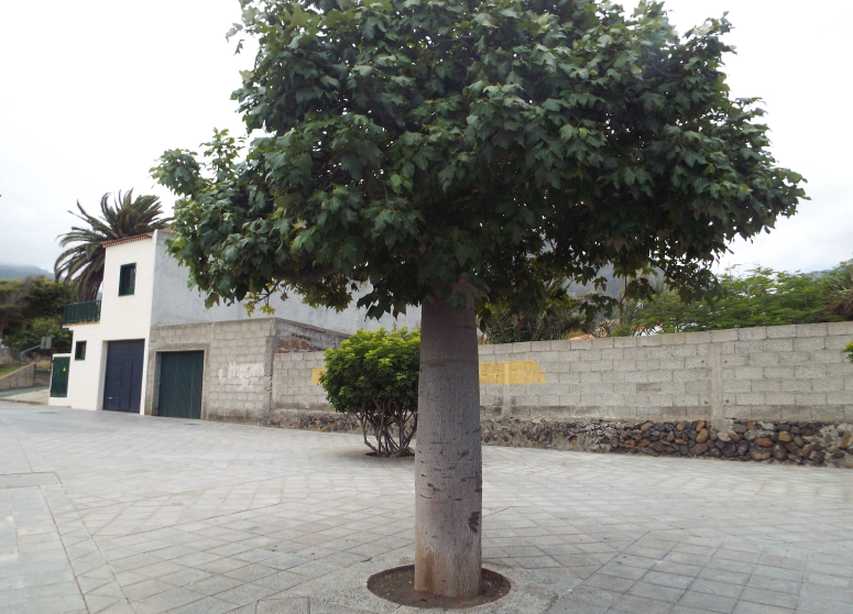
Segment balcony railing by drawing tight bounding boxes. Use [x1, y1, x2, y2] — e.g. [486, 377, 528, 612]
[63, 300, 101, 325]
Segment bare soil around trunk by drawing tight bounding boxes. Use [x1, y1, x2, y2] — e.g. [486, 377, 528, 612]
[367, 565, 510, 609]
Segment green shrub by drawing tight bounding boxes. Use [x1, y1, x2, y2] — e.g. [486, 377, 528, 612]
[320, 329, 420, 457]
[845, 342, 853, 363]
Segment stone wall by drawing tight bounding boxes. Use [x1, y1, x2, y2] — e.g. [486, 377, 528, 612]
[272, 322, 853, 424]
[147, 317, 346, 422]
[481, 418, 853, 468]
[0, 364, 34, 391]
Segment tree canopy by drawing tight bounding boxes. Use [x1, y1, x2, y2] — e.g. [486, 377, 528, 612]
[153, 0, 805, 318]
[0, 278, 75, 353]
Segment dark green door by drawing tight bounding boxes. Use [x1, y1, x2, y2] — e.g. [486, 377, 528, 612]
[50, 356, 70, 398]
[157, 351, 204, 419]
[103, 340, 145, 412]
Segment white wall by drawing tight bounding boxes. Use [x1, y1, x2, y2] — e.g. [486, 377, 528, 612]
[64, 237, 155, 411]
[149, 230, 420, 334]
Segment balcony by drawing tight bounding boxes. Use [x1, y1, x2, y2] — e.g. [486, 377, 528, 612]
[63, 300, 101, 325]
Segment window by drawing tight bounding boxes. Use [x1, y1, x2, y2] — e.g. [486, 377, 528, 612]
[74, 341, 87, 361]
[119, 263, 136, 296]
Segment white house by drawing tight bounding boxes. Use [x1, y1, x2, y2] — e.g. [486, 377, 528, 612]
[49, 230, 419, 415]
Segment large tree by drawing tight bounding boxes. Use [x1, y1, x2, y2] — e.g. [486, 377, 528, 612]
[154, 0, 805, 598]
[55, 190, 171, 299]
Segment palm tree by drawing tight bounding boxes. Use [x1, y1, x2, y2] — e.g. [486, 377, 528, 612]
[54, 190, 171, 300]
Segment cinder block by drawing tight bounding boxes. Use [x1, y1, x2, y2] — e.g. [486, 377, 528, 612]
[764, 338, 794, 352]
[812, 350, 844, 364]
[736, 392, 766, 405]
[722, 380, 751, 394]
[601, 349, 624, 361]
[683, 331, 712, 344]
[764, 391, 796, 405]
[572, 360, 612, 373]
[827, 391, 851, 405]
[685, 380, 712, 394]
[646, 370, 674, 383]
[558, 393, 581, 406]
[638, 336, 663, 347]
[826, 335, 853, 350]
[781, 379, 813, 393]
[579, 372, 603, 384]
[612, 360, 638, 372]
[734, 341, 766, 354]
[794, 337, 825, 352]
[794, 392, 826, 405]
[765, 324, 796, 339]
[589, 337, 615, 349]
[778, 352, 811, 365]
[750, 379, 784, 393]
[795, 365, 829, 379]
[733, 367, 764, 380]
[710, 329, 739, 342]
[749, 353, 780, 367]
[738, 326, 767, 340]
[826, 321, 853, 335]
[674, 368, 711, 382]
[685, 357, 709, 369]
[795, 323, 828, 337]
[612, 337, 638, 348]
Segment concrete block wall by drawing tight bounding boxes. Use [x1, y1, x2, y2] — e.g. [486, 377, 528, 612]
[272, 322, 853, 425]
[147, 319, 277, 422]
[272, 351, 329, 412]
[147, 317, 347, 423]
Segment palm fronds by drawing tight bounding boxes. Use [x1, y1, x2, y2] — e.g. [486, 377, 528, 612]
[54, 190, 171, 300]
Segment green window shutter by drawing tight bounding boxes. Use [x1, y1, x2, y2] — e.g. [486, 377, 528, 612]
[74, 341, 87, 360]
[119, 263, 136, 296]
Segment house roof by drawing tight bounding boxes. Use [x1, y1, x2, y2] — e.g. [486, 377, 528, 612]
[101, 233, 153, 248]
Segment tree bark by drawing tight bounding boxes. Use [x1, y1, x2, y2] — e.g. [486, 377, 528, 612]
[414, 285, 482, 598]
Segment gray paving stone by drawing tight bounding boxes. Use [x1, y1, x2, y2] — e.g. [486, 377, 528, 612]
[1, 402, 853, 614]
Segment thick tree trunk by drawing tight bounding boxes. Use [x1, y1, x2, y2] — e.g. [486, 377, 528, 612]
[414, 286, 482, 598]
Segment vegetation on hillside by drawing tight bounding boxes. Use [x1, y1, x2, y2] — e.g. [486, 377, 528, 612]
[0, 278, 74, 354]
[604, 262, 852, 335]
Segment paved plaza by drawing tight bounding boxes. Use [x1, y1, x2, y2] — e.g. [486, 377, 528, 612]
[1, 402, 852, 614]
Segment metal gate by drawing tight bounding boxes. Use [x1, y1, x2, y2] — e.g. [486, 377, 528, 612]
[157, 351, 204, 419]
[49, 356, 69, 398]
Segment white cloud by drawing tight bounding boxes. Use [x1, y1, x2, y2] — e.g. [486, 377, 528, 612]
[1, 0, 850, 273]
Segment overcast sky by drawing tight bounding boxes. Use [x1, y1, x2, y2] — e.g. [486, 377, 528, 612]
[1, 1, 850, 274]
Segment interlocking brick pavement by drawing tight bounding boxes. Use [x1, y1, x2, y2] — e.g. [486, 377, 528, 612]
[1, 402, 852, 613]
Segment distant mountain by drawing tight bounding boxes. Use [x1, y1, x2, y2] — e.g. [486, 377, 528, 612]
[0, 263, 51, 280]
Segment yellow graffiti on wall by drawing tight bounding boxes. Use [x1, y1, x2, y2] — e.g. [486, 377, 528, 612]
[310, 360, 544, 386]
[479, 360, 545, 385]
